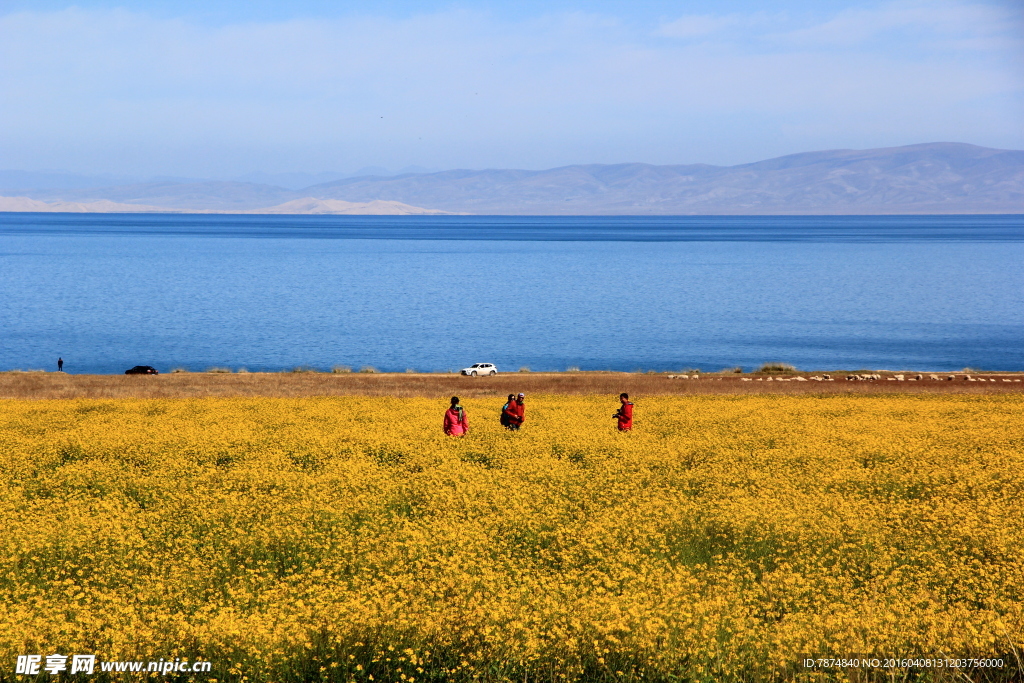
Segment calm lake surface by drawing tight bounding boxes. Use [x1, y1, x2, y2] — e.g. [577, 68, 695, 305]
[1, 213, 1022, 374]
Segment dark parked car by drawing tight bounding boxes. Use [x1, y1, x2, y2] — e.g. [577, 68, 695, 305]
[125, 365, 159, 375]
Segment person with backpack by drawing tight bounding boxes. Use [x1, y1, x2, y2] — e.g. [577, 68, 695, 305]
[443, 396, 469, 436]
[500, 394, 515, 428]
[613, 393, 633, 431]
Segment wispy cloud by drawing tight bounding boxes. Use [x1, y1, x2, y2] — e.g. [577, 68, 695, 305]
[656, 14, 744, 39]
[778, 0, 1020, 49]
[655, 1, 1022, 53]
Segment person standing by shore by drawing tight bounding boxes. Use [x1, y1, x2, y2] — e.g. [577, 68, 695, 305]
[443, 396, 469, 436]
[57, 357, 63, 372]
[613, 393, 633, 431]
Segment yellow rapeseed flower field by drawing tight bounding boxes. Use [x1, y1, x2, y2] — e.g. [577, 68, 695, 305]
[1, 394, 1022, 682]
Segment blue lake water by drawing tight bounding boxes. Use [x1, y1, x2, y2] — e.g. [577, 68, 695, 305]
[1, 213, 1022, 374]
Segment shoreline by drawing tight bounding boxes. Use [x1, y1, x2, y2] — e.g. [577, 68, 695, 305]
[2, 370, 1022, 400]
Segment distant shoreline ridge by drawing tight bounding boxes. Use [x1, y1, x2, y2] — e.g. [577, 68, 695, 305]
[0, 196, 463, 216]
[1, 196, 1022, 216]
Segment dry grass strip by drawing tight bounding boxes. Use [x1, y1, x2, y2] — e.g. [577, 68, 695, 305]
[2, 370, 1023, 400]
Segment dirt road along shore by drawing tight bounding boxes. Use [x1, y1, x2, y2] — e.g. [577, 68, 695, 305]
[2, 370, 1022, 400]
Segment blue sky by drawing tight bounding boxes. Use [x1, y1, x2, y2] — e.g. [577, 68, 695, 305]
[0, 0, 1021, 178]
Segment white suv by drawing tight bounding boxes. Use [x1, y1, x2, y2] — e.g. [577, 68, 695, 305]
[461, 363, 498, 376]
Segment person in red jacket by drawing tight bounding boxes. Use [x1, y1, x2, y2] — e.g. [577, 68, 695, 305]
[443, 396, 469, 436]
[504, 392, 525, 431]
[613, 393, 633, 431]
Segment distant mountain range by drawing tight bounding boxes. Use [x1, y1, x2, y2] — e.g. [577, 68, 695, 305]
[2, 143, 1021, 215]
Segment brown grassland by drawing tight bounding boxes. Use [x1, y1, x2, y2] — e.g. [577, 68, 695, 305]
[1, 370, 1023, 400]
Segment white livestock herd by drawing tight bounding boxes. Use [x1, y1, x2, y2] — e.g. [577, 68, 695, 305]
[664, 373, 1021, 383]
